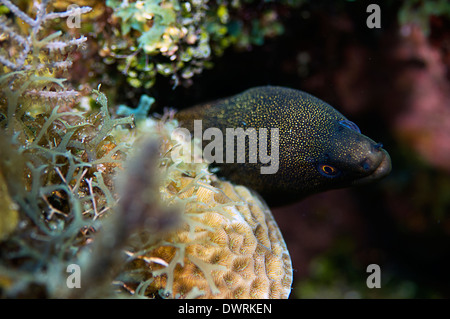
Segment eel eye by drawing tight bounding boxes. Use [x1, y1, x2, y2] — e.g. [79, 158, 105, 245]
[339, 120, 361, 133]
[318, 164, 340, 177]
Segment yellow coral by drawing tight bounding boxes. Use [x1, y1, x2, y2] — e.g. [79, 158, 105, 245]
[0, 170, 18, 242]
[118, 116, 292, 299]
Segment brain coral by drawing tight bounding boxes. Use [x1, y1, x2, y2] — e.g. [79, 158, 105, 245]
[117, 115, 293, 299]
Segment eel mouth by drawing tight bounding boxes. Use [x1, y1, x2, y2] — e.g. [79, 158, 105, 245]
[352, 149, 392, 185]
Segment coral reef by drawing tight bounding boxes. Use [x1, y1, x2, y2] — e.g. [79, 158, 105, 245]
[40, 0, 301, 91]
[0, 0, 135, 297]
[0, 0, 293, 299]
[0, 0, 90, 108]
[102, 0, 292, 88]
[3, 0, 448, 300]
[115, 117, 292, 298]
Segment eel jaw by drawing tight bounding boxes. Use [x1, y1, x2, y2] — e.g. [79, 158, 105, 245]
[352, 149, 392, 185]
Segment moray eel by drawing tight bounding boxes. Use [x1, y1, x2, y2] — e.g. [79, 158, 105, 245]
[175, 86, 391, 206]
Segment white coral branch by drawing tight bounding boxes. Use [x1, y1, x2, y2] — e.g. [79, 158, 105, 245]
[0, 18, 29, 48]
[0, 0, 36, 26]
[51, 60, 73, 69]
[45, 6, 92, 20]
[0, 1, 91, 70]
[34, 60, 73, 71]
[25, 89, 80, 99]
[32, 0, 52, 33]
[45, 36, 88, 52]
[0, 55, 18, 70]
[0, 16, 31, 69]
[0, 0, 92, 34]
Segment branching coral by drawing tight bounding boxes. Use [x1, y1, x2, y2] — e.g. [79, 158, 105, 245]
[0, 0, 137, 297]
[0, 87, 136, 296]
[0, 0, 293, 299]
[102, 0, 295, 88]
[0, 0, 91, 121]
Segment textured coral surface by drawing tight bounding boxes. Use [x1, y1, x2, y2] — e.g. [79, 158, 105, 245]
[120, 118, 292, 299]
[2, 0, 450, 299]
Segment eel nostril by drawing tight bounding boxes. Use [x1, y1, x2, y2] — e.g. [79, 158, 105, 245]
[373, 143, 383, 152]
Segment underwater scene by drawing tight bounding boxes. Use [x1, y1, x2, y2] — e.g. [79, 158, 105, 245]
[0, 0, 449, 299]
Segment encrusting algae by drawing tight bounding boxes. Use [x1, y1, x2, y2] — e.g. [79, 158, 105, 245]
[115, 114, 293, 299]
